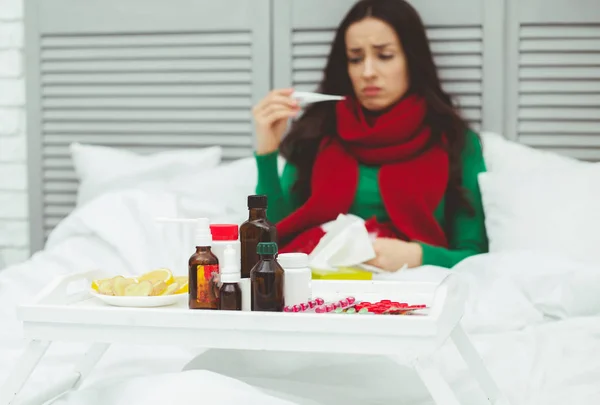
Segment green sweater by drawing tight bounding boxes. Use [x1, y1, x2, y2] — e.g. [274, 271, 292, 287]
[255, 130, 488, 268]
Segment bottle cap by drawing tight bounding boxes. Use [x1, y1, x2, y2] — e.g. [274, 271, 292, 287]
[277, 253, 308, 269]
[194, 218, 212, 247]
[221, 244, 240, 275]
[257, 242, 278, 256]
[209, 224, 239, 241]
[248, 195, 267, 209]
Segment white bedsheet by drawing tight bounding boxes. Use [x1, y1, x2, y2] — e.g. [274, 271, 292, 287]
[1, 185, 600, 404]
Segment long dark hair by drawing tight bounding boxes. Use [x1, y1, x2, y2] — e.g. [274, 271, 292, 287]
[280, 0, 475, 224]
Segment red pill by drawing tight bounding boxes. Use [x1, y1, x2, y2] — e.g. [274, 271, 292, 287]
[300, 303, 309, 311]
[292, 305, 302, 312]
[315, 306, 326, 313]
[315, 298, 325, 305]
[347, 297, 356, 304]
[308, 301, 317, 308]
[325, 304, 335, 312]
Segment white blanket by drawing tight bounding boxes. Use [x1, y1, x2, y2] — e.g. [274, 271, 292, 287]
[2, 186, 600, 404]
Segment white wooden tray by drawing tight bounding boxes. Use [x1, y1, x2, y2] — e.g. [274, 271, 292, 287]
[1, 269, 509, 405]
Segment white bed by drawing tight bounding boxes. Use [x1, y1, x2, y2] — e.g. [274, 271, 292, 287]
[7, 0, 600, 401]
[2, 132, 600, 404]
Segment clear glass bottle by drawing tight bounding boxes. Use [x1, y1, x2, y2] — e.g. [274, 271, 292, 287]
[240, 195, 277, 279]
[250, 242, 285, 312]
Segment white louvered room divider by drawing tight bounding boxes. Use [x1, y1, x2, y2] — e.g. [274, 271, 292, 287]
[24, 0, 600, 254]
[505, 0, 600, 160]
[25, 0, 270, 250]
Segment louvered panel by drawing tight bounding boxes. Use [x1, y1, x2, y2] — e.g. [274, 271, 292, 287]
[517, 23, 600, 160]
[27, 0, 271, 245]
[43, 97, 253, 109]
[290, 26, 483, 130]
[41, 46, 252, 60]
[43, 109, 251, 121]
[43, 72, 253, 84]
[42, 59, 253, 73]
[40, 32, 252, 47]
[44, 134, 253, 147]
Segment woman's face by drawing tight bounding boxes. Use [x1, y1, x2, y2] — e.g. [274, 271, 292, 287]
[345, 17, 409, 111]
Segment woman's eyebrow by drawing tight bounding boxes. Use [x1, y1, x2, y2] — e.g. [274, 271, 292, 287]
[373, 43, 392, 49]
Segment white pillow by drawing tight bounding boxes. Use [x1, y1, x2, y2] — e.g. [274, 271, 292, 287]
[70, 143, 222, 206]
[479, 165, 600, 266]
[169, 155, 287, 224]
[479, 131, 585, 173]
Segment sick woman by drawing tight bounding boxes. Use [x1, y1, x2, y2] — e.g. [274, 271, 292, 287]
[251, 0, 488, 271]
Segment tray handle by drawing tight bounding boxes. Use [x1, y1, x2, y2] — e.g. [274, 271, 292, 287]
[32, 269, 107, 306]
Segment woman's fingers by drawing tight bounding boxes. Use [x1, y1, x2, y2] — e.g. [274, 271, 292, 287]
[261, 109, 298, 128]
[253, 89, 298, 115]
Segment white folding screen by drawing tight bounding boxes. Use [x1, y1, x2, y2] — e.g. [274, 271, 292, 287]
[24, 0, 600, 253]
[272, 0, 506, 134]
[505, 0, 600, 160]
[25, 0, 271, 251]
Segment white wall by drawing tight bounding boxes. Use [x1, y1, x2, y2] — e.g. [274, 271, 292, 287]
[0, 0, 29, 268]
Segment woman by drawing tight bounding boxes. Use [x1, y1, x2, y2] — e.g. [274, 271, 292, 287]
[251, 0, 488, 270]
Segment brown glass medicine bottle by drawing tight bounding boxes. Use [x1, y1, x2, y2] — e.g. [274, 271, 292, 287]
[240, 195, 277, 279]
[218, 245, 242, 311]
[189, 218, 220, 310]
[250, 242, 285, 312]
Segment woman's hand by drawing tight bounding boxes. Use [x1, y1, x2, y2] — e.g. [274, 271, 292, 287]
[252, 88, 300, 155]
[366, 238, 423, 271]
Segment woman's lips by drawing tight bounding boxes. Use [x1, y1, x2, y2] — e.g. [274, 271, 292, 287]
[362, 86, 381, 96]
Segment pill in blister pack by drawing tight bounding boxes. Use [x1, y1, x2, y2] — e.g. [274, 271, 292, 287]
[283, 297, 325, 313]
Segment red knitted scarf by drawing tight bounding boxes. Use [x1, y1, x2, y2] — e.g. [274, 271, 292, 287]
[277, 94, 449, 251]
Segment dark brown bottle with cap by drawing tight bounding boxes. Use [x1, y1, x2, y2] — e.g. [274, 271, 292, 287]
[250, 242, 285, 312]
[239, 195, 277, 279]
[189, 218, 220, 310]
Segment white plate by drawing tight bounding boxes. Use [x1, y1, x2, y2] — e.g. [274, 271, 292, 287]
[89, 290, 187, 308]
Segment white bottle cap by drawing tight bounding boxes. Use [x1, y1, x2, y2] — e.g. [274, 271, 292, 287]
[277, 252, 308, 269]
[194, 218, 212, 247]
[220, 244, 240, 283]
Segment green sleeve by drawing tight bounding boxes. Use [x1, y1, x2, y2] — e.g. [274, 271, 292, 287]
[254, 151, 301, 223]
[419, 130, 489, 268]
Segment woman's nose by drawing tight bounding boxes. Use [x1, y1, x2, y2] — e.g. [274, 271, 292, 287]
[361, 57, 376, 79]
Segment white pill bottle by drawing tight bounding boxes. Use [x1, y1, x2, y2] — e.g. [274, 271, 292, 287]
[277, 253, 312, 307]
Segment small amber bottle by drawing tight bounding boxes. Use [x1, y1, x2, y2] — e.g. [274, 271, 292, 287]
[240, 195, 277, 279]
[189, 218, 220, 310]
[218, 244, 242, 311]
[250, 242, 285, 312]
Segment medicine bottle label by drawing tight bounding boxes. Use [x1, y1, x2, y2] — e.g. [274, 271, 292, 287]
[196, 264, 219, 309]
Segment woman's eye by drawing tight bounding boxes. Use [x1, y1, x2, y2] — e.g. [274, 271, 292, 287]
[348, 57, 363, 64]
[379, 54, 394, 60]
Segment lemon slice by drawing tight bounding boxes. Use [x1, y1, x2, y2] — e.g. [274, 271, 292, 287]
[91, 277, 110, 291]
[113, 276, 137, 296]
[136, 268, 174, 285]
[124, 280, 153, 296]
[161, 282, 180, 296]
[151, 281, 167, 296]
[98, 280, 114, 296]
[173, 276, 189, 294]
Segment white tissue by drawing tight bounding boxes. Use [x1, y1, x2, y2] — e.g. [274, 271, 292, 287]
[308, 214, 377, 270]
